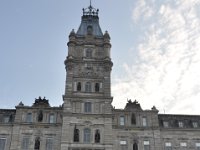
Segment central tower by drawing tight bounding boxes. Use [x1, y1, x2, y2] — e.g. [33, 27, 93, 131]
[61, 4, 113, 150]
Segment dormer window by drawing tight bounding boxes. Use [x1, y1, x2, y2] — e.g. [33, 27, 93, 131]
[193, 122, 198, 128]
[163, 121, 169, 128]
[87, 25, 93, 35]
[178, 121, 184, 128]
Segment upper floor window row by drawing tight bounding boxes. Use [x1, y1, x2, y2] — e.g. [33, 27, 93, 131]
[0, 114, 14, 124]
[74, 82, 102, 93]
[74, 127, 101, 143]
[161, 120, 199, 128]
[22, 136, 54, 150]
[24, 113, 56, 124]
[118, 115, 147, 127]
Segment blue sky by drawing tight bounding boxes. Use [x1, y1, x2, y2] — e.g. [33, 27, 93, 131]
[1, 0, 200, 114]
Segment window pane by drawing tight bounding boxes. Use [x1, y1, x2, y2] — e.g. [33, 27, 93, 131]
[144, 141, 150, 150]
[180, 142, 187, 147]
[165, 142, 172, 150]
[0, 138, 6, 150]
[193, 122, 198, 128]
[46, 138, 53, 150]
[22, 137, 29, 150]
[49, 114, 55, 124]
[3, 116, 9, 123]
[84, 102, 91, 113]
[163, 121, 169, 128]
[86, 49, 92, 58]
[178, 121, 184, 128]
[120, 140, 127, 145]
[26, 113, 32, 123]
[84, 128, 91, 143]
[85, 82, 92, 92]
[142, 117, 147, 127]
[120, 116, 125, 126]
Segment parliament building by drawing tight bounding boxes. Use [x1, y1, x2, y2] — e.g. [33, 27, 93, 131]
[1, 4, 200, 150]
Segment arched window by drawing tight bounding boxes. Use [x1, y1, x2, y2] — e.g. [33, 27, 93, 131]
[85, 82, 92, 92]
[84, 128, 91, 143]
[77, 82, 81, 91]
[95, 129, 100, 143]
[133, 142, 138, 150]
[73, 126, 79, 142]
[131, 113, 136, 125]
[95, 83, 100, 92]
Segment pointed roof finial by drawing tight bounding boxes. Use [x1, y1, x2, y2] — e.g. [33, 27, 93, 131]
[82, 0, 99, 16]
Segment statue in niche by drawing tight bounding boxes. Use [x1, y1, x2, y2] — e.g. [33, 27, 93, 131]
[95, 129, 100, 143]
[95, 83, 100, 92]
[77, 82, 81, 91]
[38, 110, 43, 122]
[34, 137, 40, 150]
[73, 125, 79, 142]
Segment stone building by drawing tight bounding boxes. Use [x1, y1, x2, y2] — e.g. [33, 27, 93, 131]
[1, 4, 200, 150]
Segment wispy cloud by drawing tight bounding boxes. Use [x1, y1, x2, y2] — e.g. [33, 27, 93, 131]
[112, 0, 200, 114]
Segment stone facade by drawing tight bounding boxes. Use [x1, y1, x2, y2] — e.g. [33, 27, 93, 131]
[1, 4, 200, 150]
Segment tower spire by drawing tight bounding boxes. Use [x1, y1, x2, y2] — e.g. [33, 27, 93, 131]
[90, 0, 92, 7]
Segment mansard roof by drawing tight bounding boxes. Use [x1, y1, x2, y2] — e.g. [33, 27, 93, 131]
[76, 4, 103, 37]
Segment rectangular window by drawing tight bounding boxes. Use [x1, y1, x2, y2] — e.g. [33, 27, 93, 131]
[3, 116, 9, 123]
[120, 140, 127, 145]
[73, 82, 77, 92]
[142, 117, 147, 127]
[165, 142, 172, 150]
[85, 82, 92, 92]
[26, 113, 32, 123]
[84, 128, 91, 143]
[196, 143, 200, 150]
[49, 114, 55, 124]
[0, 138, 6, 150]
[144, 140, 150, 150]
[120, 140, 127, 150]
[46, 138, 53, 150]
[163, 121, 169, 128]
[180, 142, 187, 147]
[178, 121, 184, 128]
[120, 116, 125, 126]
[84, 102, 92, 113]
[193, 122, 198, 128]
[22, 137, 30, 150]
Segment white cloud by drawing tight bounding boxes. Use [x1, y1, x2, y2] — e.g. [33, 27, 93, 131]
[112, 0, 200, 114]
